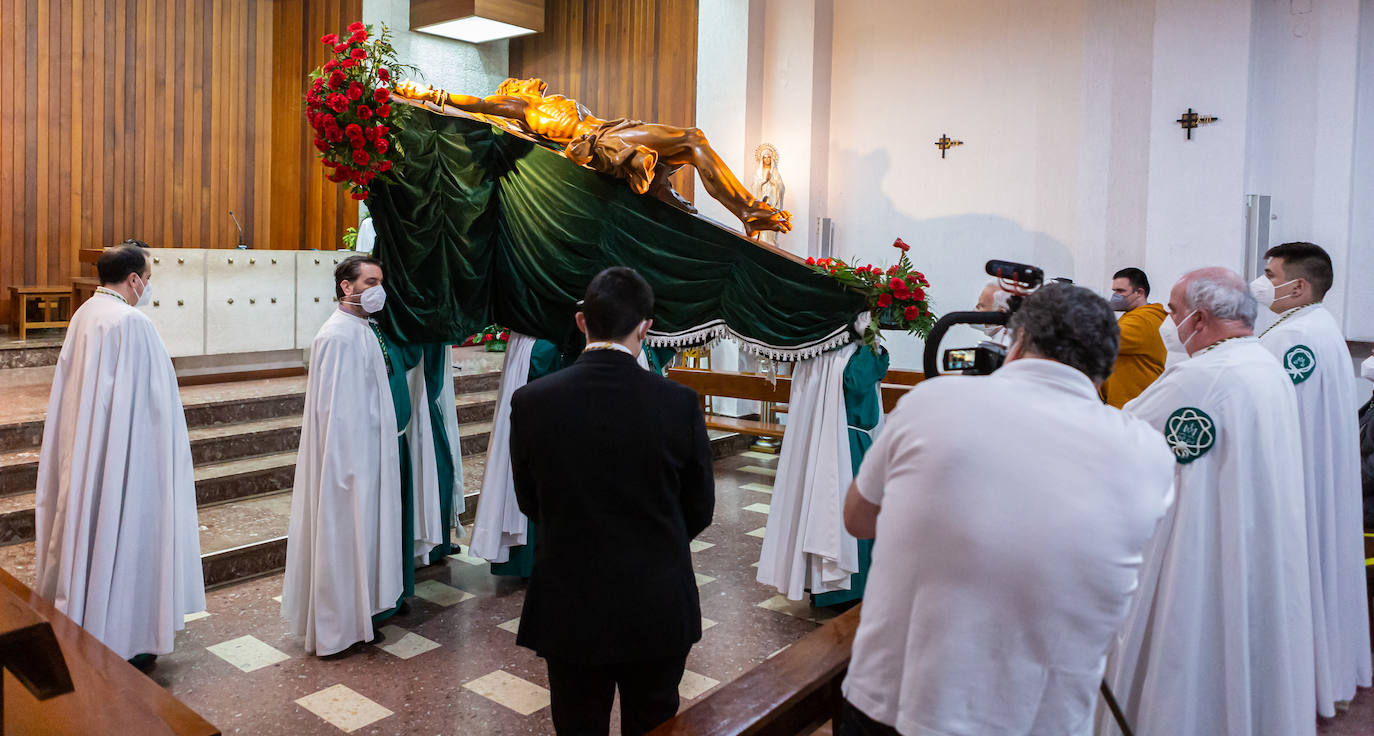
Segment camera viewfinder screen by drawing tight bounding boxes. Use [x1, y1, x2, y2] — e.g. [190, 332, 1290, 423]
[944, 348, 977, 372]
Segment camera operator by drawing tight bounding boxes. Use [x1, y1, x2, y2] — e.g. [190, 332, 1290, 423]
[837, 283, 1176, 736]
[973, 281, 1013, 346]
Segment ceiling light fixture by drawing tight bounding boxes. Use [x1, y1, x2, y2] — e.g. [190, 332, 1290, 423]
[411, 0, 544, 44]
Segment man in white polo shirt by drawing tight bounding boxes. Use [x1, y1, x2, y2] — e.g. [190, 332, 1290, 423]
[839, 283, 1176, 736]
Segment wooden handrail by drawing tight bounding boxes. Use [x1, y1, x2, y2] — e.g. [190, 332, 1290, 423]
[650, 604, 861, 735]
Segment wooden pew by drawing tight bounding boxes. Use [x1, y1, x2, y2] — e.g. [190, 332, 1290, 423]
[667, 368, 790, 438]
[0, 569, 218, 735]
[650, 604, 861, 735]
[668, 367, 926, 436]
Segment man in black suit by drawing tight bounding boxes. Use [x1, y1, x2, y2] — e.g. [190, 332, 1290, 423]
[509, 267, 716, 736]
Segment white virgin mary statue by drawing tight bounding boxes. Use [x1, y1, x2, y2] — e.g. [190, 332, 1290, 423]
[753, 143, 785, 246]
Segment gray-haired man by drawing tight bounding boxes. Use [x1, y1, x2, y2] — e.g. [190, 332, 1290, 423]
[1101, 267, 1316, 736]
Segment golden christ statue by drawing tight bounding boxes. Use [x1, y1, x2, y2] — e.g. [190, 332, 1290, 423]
[393, 78, 792, 239]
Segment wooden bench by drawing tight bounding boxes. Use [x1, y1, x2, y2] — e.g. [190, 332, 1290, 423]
[0, 568, 218, 734]
[668, 367, 926, 439]
[650, 604, 861, 735]
[9, 286, 73, 340]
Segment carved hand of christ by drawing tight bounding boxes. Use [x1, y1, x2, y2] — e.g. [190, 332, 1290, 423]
[393, 78, 792, 238]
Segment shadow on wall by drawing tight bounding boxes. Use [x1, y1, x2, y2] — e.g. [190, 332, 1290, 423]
[827, 148, 1076, 369]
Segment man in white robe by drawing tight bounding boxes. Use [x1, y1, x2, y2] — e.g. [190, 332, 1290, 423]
[282, 255, 403, 657]
[1101, 267, 1316, 736]
[1252, 242, 1371, 713]
[34, 243, 205, 668]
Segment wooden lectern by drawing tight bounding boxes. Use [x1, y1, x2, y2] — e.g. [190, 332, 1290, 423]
[0, 569, 218, 735]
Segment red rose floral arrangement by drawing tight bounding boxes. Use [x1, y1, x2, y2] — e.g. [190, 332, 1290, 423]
[462, 325, 511, 353]
[806, 237, 935, 350]
[305, 22, 413, 201]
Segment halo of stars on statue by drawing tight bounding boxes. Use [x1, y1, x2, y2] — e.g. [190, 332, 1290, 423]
[935, 134, 963, 159]
[1176, 108, 1218, 140]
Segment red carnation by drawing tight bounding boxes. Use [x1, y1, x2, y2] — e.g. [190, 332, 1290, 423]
[484, 334, 494, 342]
[373, 138, 388, 154]
[347, 82, 364, 100]
[887, 265, 899, 275]
[356, 105, 372, 120]
[327, 168, 349, 183]
[377, 68, 391, 82]
[328, 95, 348, 113]
[378, 160, 392, 172]
[806, 257, 816, 265]
[318, 113, 335, 128]
[877, 293, 893, 308]
[313, 138, 330, 153]
[376, 104, 391, 118]
[322, 61, 336, 74]
[344, 122, 362, 138]
[348, 21, 365, 32]
[329, 71, 345, 90]
[893, 237, 911, 252]
[910, 287, 925, 301]
[321, 33, 339, 45]
[351, 47, 366, 60]
[374, 87, 389, 103]
[311, 76, 326, 90]
[350, 29, 368, 44]
[326, 126, 344, 143]
[351, 191, 368, 201]
[889, 277, 907, 292]
[335, 43, 349, 53]
[352, 149, 371, 167]
[499, 331, 509, 340]
[904, 305, 920, 320]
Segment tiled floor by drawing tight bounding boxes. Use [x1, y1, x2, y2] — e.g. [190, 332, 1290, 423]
[85, 450, 833, 735]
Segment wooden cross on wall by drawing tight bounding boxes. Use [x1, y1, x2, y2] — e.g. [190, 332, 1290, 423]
[1176, 108, 1219, 140]
[935, 134, 963, 158]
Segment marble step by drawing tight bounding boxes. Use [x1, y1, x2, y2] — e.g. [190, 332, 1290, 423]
[0, 421, 494, 547]
[0, 453, 492, 591]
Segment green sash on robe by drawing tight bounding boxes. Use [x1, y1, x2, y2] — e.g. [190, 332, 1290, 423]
[489, 339, 572, 578]
[370, 331, 464, 623]
[812, 346, 890, 607]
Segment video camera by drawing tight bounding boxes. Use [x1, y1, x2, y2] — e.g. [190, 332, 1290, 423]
[921, 260, 1047, 377]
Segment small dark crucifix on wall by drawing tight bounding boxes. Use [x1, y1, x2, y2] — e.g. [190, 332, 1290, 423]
[1176, 108, 1219, 140]
[935, 134, 964, 158]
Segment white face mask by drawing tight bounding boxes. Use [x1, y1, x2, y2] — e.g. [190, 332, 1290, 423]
[981, 324, 1004, 338]
[1361, 355, 1374, 381]
[345, 284, 387, 314]
[1249, 275, 1298, 309]
[134, 274, 153, 308]
[1159, 309, 1199, 354]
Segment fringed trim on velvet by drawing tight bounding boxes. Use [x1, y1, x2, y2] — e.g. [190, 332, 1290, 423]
[645, 320, 853, 362]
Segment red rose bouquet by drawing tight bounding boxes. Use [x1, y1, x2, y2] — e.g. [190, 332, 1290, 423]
[461, 325, 511, 352]
[806, 237, 935, 350]
[305, 22, 413, 201]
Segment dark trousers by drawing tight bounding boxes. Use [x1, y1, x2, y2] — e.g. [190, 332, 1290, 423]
[544, 652, 689, 736]
[836, 699, 901, 736]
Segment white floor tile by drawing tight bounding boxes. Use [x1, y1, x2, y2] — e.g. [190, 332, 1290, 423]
[746, 527, 767, 538]
[271, 595, 282, 603]
[743, 502, 771, 514]
[183, 610, 210, 623]
[742, 451, 779, 461]
[740, 482, 773, 494]
[374, 625, 441, 660]
[463, 670, 551, 716]
[695, 573, 716, 587]
[689, 539, 715, 553]
[413, 579, 475, 607]
[678, 669, 720, 699]
[206, 634, 290, 672]
[295, 683, 394, 733]
[741, 465, 778, 477]
[447, 545, 488, 567]
[701, 617, 718, 631]
[757, 594, 835, 623]
[497, 618, 521, 634]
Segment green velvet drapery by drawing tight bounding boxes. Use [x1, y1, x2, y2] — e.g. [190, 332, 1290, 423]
[367, 108, 865, 359]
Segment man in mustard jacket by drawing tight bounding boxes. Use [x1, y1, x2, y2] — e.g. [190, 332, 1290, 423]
[1100, 267, 1167, 408]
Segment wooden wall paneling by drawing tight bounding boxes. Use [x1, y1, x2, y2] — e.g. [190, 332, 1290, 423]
[1, 0, 11, 297]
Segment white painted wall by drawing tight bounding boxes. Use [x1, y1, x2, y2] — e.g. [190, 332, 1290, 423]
[700, 0, 1372, 367]
[361, 0, 510, 112]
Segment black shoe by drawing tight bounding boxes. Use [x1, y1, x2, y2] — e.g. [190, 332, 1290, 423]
[128, 653, 157, 672]
[369, 628, 387, 645]
[396, 600, 411, 616]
